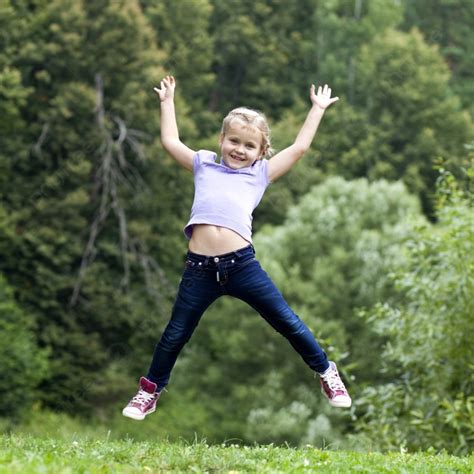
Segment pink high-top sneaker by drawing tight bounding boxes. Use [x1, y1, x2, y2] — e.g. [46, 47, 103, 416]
[122, 377, 161, 420]
[319, 361, 352, 408]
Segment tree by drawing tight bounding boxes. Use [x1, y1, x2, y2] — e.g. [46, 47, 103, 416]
[0, 0, 183, 413]
[354, 166, 474, 454]
[0, 268, 49, 419]
[141, 0, 217, 137]
[402, 0, 474, 118]
[318, 27, 473, 216]
[312, 0, 404, 103]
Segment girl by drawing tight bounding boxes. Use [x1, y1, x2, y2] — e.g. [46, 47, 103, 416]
[122, 76, 351, 420]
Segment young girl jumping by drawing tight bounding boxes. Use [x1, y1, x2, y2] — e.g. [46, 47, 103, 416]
[122, 75, 351, 420]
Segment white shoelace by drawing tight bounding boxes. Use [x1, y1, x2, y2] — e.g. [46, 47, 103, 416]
[321, 369, 346, 392]
[131, 389, 156, 405]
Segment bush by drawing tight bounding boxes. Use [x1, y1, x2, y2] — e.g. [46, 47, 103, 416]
[0, 274, 49, 419]
[354, 167, 474, 454]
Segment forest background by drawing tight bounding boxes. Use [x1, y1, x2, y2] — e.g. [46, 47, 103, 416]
[0, 0, 472, 455]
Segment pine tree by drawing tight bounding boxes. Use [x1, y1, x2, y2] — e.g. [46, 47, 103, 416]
[0, 0, 185, 413]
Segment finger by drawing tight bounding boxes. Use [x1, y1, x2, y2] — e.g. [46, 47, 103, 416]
[330, 97, 339, 103]
[153, 87, 160, 94]
[318, 85, 322, 95]
[328, 87, 332, 96]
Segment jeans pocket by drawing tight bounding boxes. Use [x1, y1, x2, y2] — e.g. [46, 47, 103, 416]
[182, 260, 207, 281]
[232, 256, 257, 273]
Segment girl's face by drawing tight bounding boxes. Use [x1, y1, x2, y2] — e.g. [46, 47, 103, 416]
[219, 121, 263, 170]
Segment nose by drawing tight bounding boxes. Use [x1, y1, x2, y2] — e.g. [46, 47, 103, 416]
[235, 143, 245, 154]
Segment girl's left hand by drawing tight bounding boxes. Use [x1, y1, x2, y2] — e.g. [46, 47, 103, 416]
[310, 83, 339, 109]
[154, 75, 176, 102]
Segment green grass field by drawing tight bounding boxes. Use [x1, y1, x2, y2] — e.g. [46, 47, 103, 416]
[0, 435, 472, 473]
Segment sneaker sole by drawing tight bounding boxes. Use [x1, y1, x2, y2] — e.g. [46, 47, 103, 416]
[122, 406, 156, 421]
[321, 389, 352, 408]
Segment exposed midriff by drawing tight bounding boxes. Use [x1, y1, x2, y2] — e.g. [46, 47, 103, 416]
[188, 224, 250, 255]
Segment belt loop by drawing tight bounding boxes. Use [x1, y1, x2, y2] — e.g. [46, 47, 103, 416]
[250, 244, 256, 255]
[204, 256, 209, 266]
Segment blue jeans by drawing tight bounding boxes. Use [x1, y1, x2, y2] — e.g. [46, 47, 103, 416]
[147, 244, 329, 391]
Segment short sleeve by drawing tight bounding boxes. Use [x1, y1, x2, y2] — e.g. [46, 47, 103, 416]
[193, 149, 218, 174]
[257, 158, 270, 187]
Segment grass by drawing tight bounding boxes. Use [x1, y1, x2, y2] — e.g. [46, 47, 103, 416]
[0, 435, 473, 473]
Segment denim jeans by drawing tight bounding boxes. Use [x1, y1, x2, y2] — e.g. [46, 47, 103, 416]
[147, 244, 329, 391]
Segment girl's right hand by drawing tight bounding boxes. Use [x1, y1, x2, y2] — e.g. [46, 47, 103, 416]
[154, 75, 175, 102]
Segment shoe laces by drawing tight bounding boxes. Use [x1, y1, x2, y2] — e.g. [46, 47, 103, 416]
[321, 368, 346, 392]
[131, 389, 156, 406]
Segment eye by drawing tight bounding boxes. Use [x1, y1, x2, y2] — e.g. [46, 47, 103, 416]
[229, 138, 238, 144]
[246, 143, 256, 149]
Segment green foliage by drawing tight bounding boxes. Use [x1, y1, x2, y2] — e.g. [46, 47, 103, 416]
[353, 28, 471, 215]
[0, 273, 49, 419]
[254, 24, 474, 226]
[315, 0, 404, 101]
[354, 169, 474, 454]
[0, 0, 179, 413]
[206, 0, 404, 118]
[0, 67, 30, 138]
[142, 0, 217, 136]
[402, 0, 474, 117]
[209, 0, 296, 115]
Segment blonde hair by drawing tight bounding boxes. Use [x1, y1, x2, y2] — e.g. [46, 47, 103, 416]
[221, 107, 273, 158]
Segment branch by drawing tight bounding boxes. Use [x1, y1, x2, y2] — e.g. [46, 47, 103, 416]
[32, 122, 50, 157]
[70, 73, 162, 307]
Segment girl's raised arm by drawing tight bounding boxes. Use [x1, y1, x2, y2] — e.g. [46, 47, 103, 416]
[154, 76, 195, 172]
[267, 83, 338, 182]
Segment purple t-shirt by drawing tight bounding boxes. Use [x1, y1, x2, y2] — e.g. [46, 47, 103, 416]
[184, 150, 271, 243]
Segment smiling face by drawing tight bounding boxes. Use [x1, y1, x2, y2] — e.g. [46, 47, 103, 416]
[219, 120, 264, 170]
